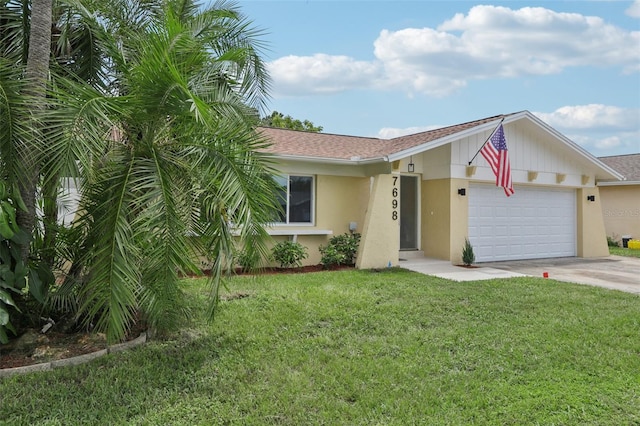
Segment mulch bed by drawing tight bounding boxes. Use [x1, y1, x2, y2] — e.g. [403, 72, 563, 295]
[0, 321, 147, 370]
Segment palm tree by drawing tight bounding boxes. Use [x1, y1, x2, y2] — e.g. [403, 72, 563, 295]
[0, 0, 56, 343]
[2, 0, 280, 343]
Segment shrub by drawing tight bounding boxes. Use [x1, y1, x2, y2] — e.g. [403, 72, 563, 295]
[271, 241, 308, 268]
[462, 238, 475, 266]
[320, 245, 346, 268]
[607, 234, 620, 248]
[320, 232, 361, 269]
[235, 249, 261, 272]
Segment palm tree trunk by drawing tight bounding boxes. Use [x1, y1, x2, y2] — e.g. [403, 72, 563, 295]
[16, 0, 53, 263]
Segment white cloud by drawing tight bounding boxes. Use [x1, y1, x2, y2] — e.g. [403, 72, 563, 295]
[533, 104, 640, 131]
[268, 5, 639, 97]
[267, 54, 381, 96]
[626, 0, 640, 18]
[533, 105, 640, 155]
[594, 136, 623, 150]
[570, 133, 640, 156]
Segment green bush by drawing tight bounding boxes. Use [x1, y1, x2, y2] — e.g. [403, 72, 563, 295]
[235, 249, 261, 272]
[320, 245, 346, 268]
[271, 241, 308, 269]
[320, 232, 361, 268]
[0, 184, 50, 343]
[607, 235, 620, 248]
[462, 238, 475, 266]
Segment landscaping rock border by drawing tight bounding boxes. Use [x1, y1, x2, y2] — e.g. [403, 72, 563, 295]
[0, 333, 147, 379]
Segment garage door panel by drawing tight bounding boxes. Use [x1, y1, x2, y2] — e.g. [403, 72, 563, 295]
[468, 184, 576, 262]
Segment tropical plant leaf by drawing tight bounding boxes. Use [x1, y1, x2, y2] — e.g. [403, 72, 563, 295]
[0, 288, 19, 309]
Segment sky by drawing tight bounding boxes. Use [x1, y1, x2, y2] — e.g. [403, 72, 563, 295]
[234, 0, 640, 158]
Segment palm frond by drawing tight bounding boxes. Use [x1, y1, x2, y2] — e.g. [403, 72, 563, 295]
[76, 148, 141, 343]
[0, 59, 34, 184]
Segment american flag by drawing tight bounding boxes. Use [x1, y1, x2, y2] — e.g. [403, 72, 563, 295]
[480, 124, 514, 197]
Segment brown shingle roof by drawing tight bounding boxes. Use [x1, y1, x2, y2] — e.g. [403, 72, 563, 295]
[599, 154, 640, 182]
[383, 114, 507, 156]
[258, 127, 388, 161]
[258, 113, 511, 161]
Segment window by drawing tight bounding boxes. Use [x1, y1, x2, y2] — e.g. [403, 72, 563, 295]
[275, 175, 314, 224]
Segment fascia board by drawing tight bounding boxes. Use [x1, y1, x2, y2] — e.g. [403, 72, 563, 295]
[598, 180, 637, 186]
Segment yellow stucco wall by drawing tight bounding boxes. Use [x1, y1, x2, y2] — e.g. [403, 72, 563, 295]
[316, 175, 369, 235]
[421, 178, 469, 264]
[356, 174, 400, 269]
[576, 187, 610, 257]
[449, 178, 470, 264]
[264, 175, 370, 267]
[599, 185, 640, 244]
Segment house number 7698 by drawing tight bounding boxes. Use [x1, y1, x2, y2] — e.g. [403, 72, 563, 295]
[392, 176, 398, 220]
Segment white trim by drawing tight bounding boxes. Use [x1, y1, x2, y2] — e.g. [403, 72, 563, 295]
[230, 228, 333, 242]
[275, 174, 315, 225]
[598, 180, 639, 187]
[267, 228, 333, 243]
[266, 229, 333, 236]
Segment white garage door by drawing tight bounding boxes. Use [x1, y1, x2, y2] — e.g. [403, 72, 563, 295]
[468, 184, 576, 262]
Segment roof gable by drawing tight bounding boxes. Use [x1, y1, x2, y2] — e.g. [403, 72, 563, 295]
[258, 111, 622, 181]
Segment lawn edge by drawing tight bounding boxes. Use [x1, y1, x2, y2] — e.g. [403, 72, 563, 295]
[0, 332, 147, 379]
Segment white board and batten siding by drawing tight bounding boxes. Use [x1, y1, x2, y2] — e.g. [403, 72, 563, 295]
[450, 120, 592, 186]
[468, 184, 577, 262]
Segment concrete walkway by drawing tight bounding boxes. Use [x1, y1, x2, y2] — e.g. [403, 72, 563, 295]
[399, 256, 640, 295]
[399, 258, 528, 282]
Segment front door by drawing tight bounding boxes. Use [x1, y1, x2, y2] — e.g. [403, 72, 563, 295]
[400, 175, 419, 250]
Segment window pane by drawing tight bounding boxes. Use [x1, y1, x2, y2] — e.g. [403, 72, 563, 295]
[289, 176, 312, 223]
[274, 175, 288, 223]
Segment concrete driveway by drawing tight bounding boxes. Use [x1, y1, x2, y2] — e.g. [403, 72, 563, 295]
[481, 256, 640, 295]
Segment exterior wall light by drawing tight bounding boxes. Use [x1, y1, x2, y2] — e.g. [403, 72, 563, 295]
[458, 188, 466, 196]
[587, 195, 595, 202]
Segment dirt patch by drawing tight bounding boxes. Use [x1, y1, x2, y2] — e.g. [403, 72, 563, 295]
[1, 321, 146, 370]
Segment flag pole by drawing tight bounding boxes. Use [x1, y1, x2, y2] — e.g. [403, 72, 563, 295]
[468, 117, 505, 165]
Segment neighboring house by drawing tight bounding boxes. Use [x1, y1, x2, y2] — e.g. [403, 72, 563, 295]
[597, 154, 640, 245]
[259, 110, 622, 268]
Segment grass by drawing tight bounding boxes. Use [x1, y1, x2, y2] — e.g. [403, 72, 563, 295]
[1, 269, 639, 425]
[610, 246, 640, 258]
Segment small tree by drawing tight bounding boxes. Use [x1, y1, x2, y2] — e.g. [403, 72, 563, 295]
[462, 238, 475, 266]
[260, 111, 323, 132]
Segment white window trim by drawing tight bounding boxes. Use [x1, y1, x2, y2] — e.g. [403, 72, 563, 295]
[274, 174, 315, 226]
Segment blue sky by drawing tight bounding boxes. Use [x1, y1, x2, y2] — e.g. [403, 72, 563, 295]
[235, 0, 640, 157]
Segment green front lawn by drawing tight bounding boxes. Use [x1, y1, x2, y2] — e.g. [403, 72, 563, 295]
[2, 269, 639, 425]
[610, 246, 640, 258]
